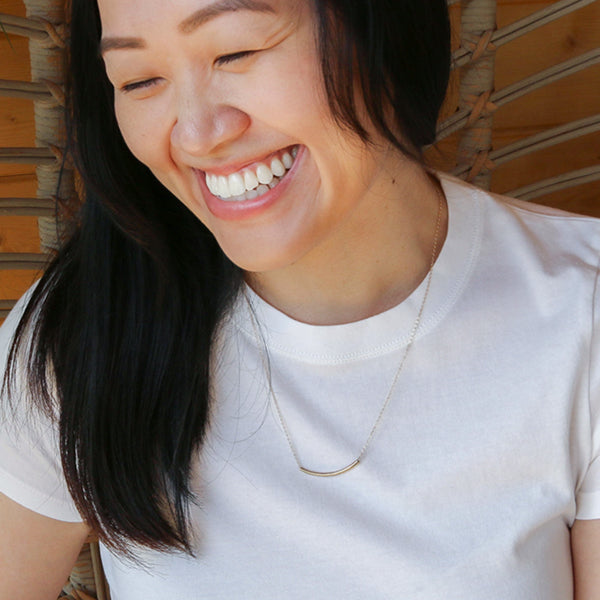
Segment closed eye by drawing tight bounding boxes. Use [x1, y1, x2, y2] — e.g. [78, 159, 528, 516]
[121, 78, 160, 93]
[215, 50, 257, 67]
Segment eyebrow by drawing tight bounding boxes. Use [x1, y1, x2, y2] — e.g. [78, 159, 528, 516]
[100, 0, 275, 55]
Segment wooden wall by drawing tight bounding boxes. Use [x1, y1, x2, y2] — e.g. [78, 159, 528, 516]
[1, 0, 39, 314]
[432, 0, 600, 215]
[1, 0, 599, 320]
[493, 0, 599, 206]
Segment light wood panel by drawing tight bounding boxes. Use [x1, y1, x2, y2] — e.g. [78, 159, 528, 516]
[0, 269, 39, 301]
[0, 215, 39, 252]
[0, 97, 35, 146]
[496, 0, 600, 89]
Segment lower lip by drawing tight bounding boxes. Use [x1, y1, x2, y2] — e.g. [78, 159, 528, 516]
[196, 146, 304, 221]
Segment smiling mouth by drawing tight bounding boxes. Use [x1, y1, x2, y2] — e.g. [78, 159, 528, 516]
[203, 145, 299, 202]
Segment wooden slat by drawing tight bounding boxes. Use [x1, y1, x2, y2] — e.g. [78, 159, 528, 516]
[0, 79, 54, 102]
[525, 178, 600, 216]
[491, 128, 600, 194]
[492, 63, 600, 130]
[0, 147, 58, 165]
[453, 114, 600, 177]
[0, 197, 55, 216]
[438, 49, 600, 140]
[508, 165, 600, 200]
[0, 252, 48, 269]
[0, 299, 16, 320]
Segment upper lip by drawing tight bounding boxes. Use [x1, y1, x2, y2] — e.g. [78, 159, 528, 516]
[192, 145, 297, 177]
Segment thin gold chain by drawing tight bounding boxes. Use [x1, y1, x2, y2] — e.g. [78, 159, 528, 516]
[245, 190, 444, 477]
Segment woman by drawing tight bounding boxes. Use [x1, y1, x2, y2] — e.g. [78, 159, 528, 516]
[1, 0, 599, 597]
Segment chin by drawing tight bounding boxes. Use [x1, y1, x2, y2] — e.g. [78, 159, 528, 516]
[222, 251, 292, 275]
[217, 236, 305, 274]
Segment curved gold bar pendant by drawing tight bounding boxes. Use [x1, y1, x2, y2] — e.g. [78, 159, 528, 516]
[299, 459, 360, 477]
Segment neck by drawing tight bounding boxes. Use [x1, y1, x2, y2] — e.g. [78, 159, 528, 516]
[245, 163, 447, 325]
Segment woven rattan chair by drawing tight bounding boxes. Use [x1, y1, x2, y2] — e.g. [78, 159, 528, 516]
[0, 0, 599, 597]
[58, 535, 109, 600]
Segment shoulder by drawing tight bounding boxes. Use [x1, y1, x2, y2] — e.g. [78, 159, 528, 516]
[0, 285, 81, 523]
[439, 172, 600, 274]
[1, 284, 37, 385]
[440, 171, 600, 229]
[0, 283, 41, 395]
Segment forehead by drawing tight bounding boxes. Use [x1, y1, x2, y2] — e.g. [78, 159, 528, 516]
[98, 0, 284, 34]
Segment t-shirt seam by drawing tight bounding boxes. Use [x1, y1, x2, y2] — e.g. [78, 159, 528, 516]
[500, 195, 600, 224]
[579, 240, 600, 500]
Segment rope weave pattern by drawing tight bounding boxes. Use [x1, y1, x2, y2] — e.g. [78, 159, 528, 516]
[0, 79, 54, 103]
[59, 539, 109, 600]
[0, 13, 66, 46]
[455, 0, 498, 188]
[454, 114, 600, 178]
[438, 49, 600, 140]
[0, 197, 56, 216]
[23, 0, 73, 252]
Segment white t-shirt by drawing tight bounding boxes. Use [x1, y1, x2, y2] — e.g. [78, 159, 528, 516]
[2, 174, 600, 599]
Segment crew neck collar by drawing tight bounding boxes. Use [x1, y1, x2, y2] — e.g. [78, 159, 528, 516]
[233, 175, 483, 364]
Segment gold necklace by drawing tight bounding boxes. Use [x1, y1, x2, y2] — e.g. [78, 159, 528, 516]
[245, 192, 444, 477]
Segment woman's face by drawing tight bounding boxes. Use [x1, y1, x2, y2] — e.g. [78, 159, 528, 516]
[99, 0, 391, 273]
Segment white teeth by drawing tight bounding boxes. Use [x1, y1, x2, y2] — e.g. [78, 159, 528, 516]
[217, 176, 230, 198]
[243, 170, 259, 191]
[205, 174, 217, 195]
[228, 172, 245, 197]
[256, 163, 274, 185]
[256, 184, 270, 195]
[204, 146, 299, 200]
[223, 192, 246, 203]
[212, 174, 221, 195]
[282, 152, 293, 169]
[270, 158, 285, 177]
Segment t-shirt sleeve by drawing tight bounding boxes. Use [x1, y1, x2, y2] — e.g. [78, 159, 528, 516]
[576, 258, 600, 520]
[0, 290, 82, 523]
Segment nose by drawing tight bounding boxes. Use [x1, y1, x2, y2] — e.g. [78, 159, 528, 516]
[170, 85, 251, 158]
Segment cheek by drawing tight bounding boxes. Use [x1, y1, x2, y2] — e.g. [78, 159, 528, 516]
[114, 99, 170, 170]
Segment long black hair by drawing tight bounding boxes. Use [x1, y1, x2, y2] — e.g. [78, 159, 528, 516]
[4, 0, 450, 555]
